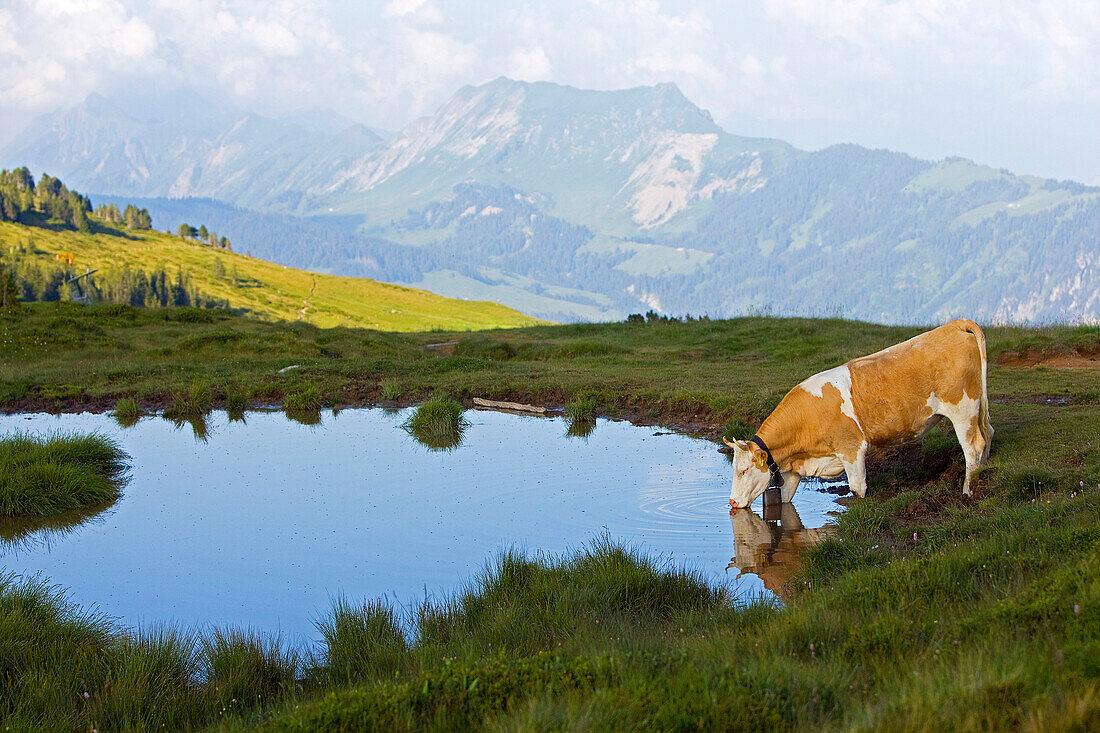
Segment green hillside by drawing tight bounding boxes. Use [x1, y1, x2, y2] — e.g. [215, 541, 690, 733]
[0, 220, 543, 331]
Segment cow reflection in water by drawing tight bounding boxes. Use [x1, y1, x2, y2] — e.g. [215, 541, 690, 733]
[727, 503, 828, 596]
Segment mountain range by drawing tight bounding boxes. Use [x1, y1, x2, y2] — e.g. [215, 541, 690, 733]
[4, 79, 1097, 324]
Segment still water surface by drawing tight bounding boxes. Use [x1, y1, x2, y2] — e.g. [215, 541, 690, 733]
[0, 409, 842, 642]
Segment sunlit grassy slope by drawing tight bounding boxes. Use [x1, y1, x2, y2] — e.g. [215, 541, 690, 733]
[0, 221, 544, 331]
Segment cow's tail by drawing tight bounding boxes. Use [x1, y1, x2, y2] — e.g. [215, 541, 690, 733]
[961, 319, 993, 462]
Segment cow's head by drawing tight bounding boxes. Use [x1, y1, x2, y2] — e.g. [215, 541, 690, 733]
[724, 439, 771, 510]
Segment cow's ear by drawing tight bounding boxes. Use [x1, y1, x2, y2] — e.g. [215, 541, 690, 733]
[752, 452, 767, 470]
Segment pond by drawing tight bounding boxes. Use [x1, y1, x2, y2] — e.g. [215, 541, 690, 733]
[0, 408, 844, 643]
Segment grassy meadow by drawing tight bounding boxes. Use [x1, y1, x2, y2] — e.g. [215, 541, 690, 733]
[0, 220, 543, 331]
[1, 302, 1099, 729]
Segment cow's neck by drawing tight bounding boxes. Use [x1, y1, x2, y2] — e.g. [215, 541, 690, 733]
[756, 416, 797, 470]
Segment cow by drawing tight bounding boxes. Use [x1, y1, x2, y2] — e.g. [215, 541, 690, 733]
[725, 319, 992, 510]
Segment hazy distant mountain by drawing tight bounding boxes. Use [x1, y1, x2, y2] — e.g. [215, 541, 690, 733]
[322, 78, 791, 234]
[7, 80, 1098, 324]
[3, 90, 384, 212]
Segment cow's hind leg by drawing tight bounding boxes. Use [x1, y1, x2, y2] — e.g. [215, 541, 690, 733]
[946, 411, 988, 498]
[840, 442, 869, 498]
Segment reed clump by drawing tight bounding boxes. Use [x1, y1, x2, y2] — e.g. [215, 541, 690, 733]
[0, 432, 129, 517]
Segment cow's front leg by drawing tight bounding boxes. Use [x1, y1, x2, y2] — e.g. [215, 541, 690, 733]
[780, 471, 802, 504]
[840, 442, 869, 498]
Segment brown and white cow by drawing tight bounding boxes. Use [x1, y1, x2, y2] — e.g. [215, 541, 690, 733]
[725, 319, 993, 509]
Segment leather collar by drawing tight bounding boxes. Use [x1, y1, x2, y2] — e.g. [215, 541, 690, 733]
[749, 435, 784, 488]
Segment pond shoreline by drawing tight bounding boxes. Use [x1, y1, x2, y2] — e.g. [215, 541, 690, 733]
[0, 392, 730, 442]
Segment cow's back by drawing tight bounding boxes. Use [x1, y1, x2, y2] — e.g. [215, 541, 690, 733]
[848, 319, 986, 446]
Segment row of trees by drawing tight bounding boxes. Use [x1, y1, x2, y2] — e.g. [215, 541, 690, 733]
[1, 168, 156, 235]
[94, 203, 153, 230]
[1, 253, 225, 309]
[0, 168, 94, 231]
[177, 223, 231, 250]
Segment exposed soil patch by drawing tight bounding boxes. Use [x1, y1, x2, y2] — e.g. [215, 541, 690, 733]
[997, 346, 1100, 369]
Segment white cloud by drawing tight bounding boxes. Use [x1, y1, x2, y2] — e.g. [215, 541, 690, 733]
[383, 0, 428, 18]
[0, 0, 1095, 182]
[508, 47, 552, 81]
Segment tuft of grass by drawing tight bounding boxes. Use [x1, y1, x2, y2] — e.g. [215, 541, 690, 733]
[284, 386, 323, 412]
[311, 598, 407, 687]
[402, 393, 469, 451]
[163, 380, 213, 420]
[0, 432, 130, 517]
[999, 466, 1060, 501]
[285, 386, 324, 425]
[111, 397, 141, 427]
[202, 629, 299, 712]
[564, 396, 598, 421]
[225, 387, 250, 420]
[380, 379, 403, 401]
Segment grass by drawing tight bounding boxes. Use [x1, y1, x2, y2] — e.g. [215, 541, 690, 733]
[284, 385, 323, 412]
[226, 387, 250, 421]
[564, 395, 598, 421]
[380, 379, 403, 401]
[163, 380, 214, 420]
[0, 219, 544, 331]
[0, 432, 129, 517]
[1, 308, 1099, 727]
[111, 396, 141, 427]
[311, 598, 406, 687]
[723, 416, 755, 442]
[402, 393, 469, 451]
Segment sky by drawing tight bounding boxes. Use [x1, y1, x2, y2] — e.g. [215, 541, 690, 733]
[0, 0, 1098, 184]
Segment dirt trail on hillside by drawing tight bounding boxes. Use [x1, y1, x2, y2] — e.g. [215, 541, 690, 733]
[297, 277, 317, 321]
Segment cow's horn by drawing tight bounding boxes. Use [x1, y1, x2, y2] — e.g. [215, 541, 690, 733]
[723, 438, 738, 448]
